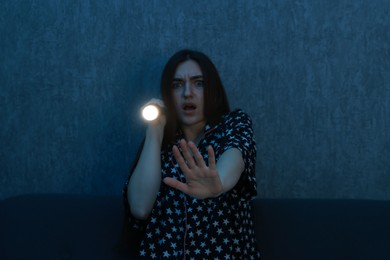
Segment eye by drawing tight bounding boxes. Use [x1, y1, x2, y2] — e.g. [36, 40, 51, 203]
[172, 81, 184, 89]
[194, 80, 205, 88]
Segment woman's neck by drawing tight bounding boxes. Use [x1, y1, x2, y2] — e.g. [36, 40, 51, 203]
[181, 121, 206, 145]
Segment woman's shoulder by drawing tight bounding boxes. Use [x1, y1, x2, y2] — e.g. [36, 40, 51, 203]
[206, 109, 253, 133]
[223, 109, 252, 124]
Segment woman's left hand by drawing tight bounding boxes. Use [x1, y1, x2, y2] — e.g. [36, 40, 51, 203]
[163, 139, 224, 199]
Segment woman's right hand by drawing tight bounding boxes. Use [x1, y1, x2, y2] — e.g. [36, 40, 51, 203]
[141, 98, 166, 144]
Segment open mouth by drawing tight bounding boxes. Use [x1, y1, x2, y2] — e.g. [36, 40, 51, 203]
[182, 103, 196, 111]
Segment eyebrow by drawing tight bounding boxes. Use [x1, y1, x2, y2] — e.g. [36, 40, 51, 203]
[173, 75, 204, 81]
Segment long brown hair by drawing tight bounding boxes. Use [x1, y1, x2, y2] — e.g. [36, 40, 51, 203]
[161, 49, 230, 147]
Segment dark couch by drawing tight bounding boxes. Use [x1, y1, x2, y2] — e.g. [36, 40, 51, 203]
[1, 194, 390, 259]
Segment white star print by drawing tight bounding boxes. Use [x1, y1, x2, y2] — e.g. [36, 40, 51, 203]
[126, 109, 259, 259]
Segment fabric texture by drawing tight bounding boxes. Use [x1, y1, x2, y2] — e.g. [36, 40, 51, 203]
[123, 109, 260, 259]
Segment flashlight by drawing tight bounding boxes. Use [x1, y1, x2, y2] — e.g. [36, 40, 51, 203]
[142, 104, 160, 121]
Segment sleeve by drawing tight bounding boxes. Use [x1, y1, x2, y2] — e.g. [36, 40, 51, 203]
[222, 109, 257, 200]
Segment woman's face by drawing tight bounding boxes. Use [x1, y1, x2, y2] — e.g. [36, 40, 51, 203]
[172, 59, 205, 129]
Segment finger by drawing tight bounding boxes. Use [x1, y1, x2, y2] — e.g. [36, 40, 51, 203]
[163, 177, 190, 194]
[145, 98, 165, 109]
[187, 141, 206, 168]
[154, 99, 165, 109]
[172, 145, 190, 172]
[207, 145, 216, 169]
[179, 139, 196, 168]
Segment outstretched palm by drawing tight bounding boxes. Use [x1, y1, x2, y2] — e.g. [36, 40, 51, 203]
[163, 139, 223, 199]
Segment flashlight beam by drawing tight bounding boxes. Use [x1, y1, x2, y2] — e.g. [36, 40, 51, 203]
[142, 105, 159, 121]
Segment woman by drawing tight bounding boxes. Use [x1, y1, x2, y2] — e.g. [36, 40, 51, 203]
[122, 49, 260, 259]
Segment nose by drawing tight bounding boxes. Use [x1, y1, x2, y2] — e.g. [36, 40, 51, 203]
[183, 82, 192, 98]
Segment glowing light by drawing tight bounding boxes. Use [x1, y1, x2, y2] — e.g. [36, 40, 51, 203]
[142, 105, 159, 121]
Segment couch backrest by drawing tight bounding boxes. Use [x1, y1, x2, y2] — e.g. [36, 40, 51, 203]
[2, 195, 390, 259]
[253, 198, 390, 259]
[0, 194, 126, 259]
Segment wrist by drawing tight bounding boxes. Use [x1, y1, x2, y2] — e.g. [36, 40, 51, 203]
[146, 125, 164, 145]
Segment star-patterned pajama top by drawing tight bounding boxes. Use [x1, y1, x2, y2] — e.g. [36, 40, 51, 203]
[123, 109, 260, 259]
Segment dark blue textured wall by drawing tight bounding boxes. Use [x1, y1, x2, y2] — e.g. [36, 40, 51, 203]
[1, 0, 389, 200]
